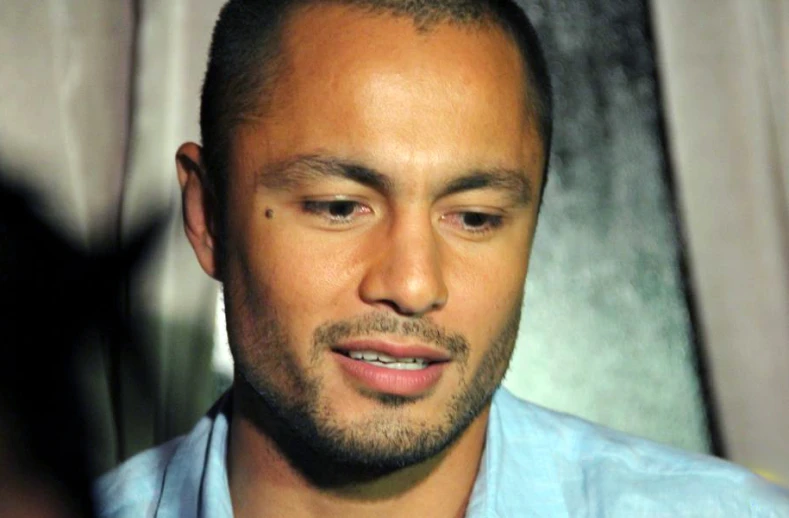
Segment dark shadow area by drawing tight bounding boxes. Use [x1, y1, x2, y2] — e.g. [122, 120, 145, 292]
[0, 164, 167, 517]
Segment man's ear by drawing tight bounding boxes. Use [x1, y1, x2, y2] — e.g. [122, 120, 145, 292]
[176, 142, 220, 280]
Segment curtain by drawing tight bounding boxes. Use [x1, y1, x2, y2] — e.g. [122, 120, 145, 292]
[117, 0, 225, 466]
[651, 0, 789, 481]
[0, 0, 223, 475]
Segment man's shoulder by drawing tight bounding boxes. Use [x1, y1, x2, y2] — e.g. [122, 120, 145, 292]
[93, 397, 229, 518]
[94, 437, 183, 518]
[487, 388, 789, 516]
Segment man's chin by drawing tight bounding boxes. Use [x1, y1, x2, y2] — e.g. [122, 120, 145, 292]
[235, 376, 470, 486]
[358, 392, 425, 409]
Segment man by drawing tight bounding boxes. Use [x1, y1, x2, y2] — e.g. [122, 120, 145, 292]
[96, 0, 789, 516]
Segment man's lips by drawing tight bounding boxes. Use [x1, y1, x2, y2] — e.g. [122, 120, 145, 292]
[331, 340, 452, 396]
[330, 340, 452, 363]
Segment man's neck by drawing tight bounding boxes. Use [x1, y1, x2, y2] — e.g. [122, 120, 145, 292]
[227, 390, 489, 518]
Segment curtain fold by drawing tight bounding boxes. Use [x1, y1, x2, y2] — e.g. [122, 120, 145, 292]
[118, 0, 226, 461]
[651, 0, 789, 480]
[0, 0, 223, 473]
[0, 0, 136, 476]
[0, 1, 134, 243]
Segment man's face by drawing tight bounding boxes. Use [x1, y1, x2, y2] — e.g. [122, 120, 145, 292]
[221, 5, 543, 468]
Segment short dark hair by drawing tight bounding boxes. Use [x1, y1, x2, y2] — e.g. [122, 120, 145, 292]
[200, 0, 552, 217]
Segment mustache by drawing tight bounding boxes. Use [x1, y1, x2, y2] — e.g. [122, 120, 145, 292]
[312, 312, 470, 361]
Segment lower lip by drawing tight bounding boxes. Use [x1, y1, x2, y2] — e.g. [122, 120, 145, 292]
[333, 352, 447, 397]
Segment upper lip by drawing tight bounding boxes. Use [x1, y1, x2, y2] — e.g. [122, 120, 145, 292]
[332, 340, 452, 362]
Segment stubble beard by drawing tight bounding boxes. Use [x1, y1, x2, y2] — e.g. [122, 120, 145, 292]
[227, 287, 524, 484]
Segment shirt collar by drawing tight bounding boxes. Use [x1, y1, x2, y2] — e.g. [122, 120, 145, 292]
[177, 388, 567, 518]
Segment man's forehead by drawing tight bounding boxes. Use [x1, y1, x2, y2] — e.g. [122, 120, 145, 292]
[277, 2, 525, 83]
[228, 1, 544, 193]
[262, 3, 531, 127]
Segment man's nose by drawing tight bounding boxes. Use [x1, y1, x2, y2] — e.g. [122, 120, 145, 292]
[358, 213, 448, 317]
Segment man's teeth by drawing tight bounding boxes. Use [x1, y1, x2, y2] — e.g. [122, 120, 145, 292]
[347, 350, 429, 369]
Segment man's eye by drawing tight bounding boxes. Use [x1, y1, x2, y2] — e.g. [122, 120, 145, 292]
[301, 200, 371, 223]
[442, 211, 504, 235]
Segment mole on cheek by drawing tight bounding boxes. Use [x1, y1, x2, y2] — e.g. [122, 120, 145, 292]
[265, 209, 274, 219]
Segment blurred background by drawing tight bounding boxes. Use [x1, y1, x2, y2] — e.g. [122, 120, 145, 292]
[0, 0, 787, 498]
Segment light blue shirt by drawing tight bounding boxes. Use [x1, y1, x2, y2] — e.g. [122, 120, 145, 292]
[96, 388, 789, 517]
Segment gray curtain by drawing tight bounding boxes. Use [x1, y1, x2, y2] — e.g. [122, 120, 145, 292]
[117, 0, 225, 466]
[651, 0, 789, 482]
[0, 0, 224, 475]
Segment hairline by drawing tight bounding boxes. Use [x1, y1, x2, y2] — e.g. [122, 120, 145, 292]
[221, 1, 548, 169]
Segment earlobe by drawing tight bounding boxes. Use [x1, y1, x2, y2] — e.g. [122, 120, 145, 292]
[176, 142, 220, 280]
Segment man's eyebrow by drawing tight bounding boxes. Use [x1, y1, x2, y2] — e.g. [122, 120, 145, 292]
[256, 155, 394, 193]
[258, 156, 533, 205]
[438, 169, 533, 206]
